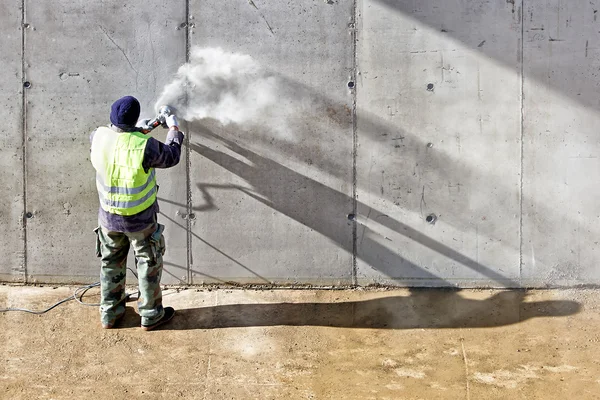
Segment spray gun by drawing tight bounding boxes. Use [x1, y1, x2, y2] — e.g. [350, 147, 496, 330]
[138, 105, 175, 134]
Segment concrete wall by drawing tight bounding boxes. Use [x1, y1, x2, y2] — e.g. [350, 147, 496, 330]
[0, 0, 598, 287]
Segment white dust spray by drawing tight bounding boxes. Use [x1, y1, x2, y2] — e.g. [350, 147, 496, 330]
[155, 47, 294, 139]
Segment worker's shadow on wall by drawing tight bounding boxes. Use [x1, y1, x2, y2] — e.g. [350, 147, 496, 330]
[187, 127, 518, 286]
[166, 289, 580, 330]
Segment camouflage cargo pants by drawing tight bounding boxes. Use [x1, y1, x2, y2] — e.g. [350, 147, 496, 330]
[94, 223, 166, 327]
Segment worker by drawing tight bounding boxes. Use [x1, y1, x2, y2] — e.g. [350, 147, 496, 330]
[90, 96, 184, 330]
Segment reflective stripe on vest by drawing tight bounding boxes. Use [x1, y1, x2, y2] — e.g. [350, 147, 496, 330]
[96, 169, 156, 195]
[97, 184, 158, 209]
[90, 126, 157, 216]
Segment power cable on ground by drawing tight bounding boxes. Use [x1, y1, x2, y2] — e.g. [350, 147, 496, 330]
[0, 268, 140, 314]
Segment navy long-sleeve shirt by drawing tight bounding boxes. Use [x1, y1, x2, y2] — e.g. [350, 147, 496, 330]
[90, 125, 184, 232]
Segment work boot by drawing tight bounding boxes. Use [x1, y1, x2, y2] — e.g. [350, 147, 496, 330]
[141, 307, 175, 331]
[102, 313, 124, 329]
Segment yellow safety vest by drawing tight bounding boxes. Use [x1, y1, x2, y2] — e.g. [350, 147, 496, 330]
[90, 126, 157, 216]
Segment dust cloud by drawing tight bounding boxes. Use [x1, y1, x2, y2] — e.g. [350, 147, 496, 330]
[155, 47, 296, 140]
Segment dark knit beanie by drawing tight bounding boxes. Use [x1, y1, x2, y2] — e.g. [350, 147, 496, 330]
[110, 96, 140, 129]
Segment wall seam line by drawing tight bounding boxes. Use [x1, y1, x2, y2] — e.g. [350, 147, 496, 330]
[185, 0, 192, 285]
[351, 0, 358, 286]
[519, 0, 525, 286]
[21, 0, 28, 284]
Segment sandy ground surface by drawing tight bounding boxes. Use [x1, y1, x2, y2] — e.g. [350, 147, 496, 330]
[1, 285, 599, 399]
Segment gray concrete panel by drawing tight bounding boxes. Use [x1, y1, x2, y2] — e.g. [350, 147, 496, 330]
[372, 0, 598, 118]
[1, 1, 598, 288]
[0, 1, 25, 282]
[23, 1, 187, 283]
[522, 1, 600, 286]
[356, 1, 522, 286]
[187, 1, 354, 284]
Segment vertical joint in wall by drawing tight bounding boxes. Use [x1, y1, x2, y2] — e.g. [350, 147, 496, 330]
[351, 0, 358, 286]
[185, 0, 192, 285]
[20, 0, 28, 283]
[519, 0, 525, 286]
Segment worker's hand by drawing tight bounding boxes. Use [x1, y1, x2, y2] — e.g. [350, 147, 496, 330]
[165, 115, 179, 130]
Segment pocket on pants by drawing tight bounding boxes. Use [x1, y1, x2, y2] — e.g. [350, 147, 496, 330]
[93, 227, 102, 258]
[150, 223, 166, 258]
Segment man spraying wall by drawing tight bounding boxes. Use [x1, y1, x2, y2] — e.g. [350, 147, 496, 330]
[90, 96, 184, 330]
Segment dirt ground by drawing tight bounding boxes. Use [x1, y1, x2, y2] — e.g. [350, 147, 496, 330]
[1, 285, 599, 399]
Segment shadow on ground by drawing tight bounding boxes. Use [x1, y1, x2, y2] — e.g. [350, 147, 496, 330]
[161, 290, 580, 330]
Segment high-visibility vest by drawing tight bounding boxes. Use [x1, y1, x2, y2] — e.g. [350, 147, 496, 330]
[90, 126, 157, 216]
